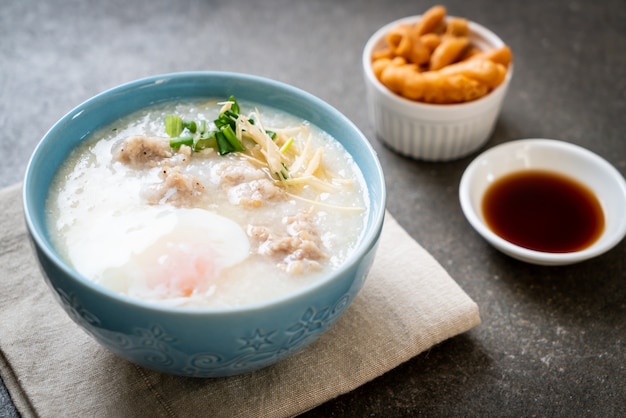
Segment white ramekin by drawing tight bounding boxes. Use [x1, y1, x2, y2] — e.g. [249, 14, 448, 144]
[362, 15, 513, 161]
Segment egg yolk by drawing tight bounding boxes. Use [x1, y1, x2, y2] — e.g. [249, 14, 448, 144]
[143, 243, 219, 297]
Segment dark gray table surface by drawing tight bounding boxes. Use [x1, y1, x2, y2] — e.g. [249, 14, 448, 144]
[2, 0, 625, 416]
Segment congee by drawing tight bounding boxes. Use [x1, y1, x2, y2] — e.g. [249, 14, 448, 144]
[46, 97, 369, 308]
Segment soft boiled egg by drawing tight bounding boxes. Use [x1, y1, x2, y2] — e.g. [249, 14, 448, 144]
[66, 207, 250, 305]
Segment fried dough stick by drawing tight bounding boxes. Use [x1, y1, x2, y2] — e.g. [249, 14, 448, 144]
[378, 54, 509, 104]
[370, 4, 514, 104]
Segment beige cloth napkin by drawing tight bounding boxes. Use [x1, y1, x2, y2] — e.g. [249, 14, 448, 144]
[0, 182, 480, 418]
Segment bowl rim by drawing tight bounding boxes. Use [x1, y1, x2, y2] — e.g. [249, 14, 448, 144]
[459, 138, 626, 265]
[362, 14, 513, 112]
[22, 71, 387, 314]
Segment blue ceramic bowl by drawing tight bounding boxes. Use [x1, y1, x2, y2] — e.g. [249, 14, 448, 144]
[23, 72, 386, 377]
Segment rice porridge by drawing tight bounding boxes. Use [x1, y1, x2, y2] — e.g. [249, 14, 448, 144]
[46, 97, 369, 308]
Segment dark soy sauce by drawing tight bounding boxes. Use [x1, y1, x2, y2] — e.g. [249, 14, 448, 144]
[482, 170, 605, 253]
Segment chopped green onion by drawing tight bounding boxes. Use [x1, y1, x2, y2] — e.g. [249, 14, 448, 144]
[165, 115, 183, 138]
[164, 96, 250, 155]
[194, 134, 217, 152]
[227, 95, 240, 114]
[279, 137, 295, 154]
[183, 120, 197, 133]
[170, 136, 194, 149]
[215, 112, 236, 130]
[215, 131, 234, 155]
[277, 162, 289, 179]
[266, 130, 277, 140]
[224, 109, 239, 119]
[221, 125, 245, 152]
